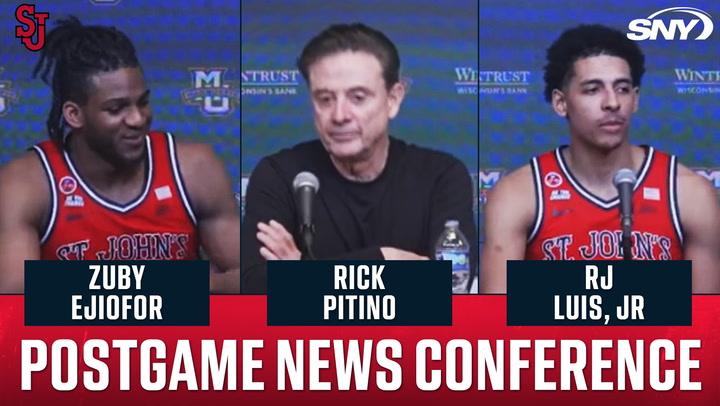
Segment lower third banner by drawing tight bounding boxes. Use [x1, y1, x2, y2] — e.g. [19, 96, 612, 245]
[0, 295, 718, 405]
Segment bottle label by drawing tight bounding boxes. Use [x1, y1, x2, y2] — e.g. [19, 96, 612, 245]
[436, 249, 470, 293]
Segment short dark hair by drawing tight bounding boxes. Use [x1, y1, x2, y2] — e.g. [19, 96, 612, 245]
[297, 23, 400, 89]
[543, 24, 645, 102]
[32, 16, 141, 143]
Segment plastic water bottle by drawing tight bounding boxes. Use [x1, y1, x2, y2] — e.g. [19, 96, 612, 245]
[435, 220, 471, 294]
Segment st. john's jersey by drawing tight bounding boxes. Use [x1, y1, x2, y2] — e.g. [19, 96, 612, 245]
[33, 131, 199, 260]
[525, 146, 684, 261]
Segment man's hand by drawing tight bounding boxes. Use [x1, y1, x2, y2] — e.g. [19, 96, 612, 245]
[257, 220, 301, 260]
[380, 247, 429, 260]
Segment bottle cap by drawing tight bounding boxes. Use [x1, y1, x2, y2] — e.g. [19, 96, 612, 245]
[444, 219, 459, 228]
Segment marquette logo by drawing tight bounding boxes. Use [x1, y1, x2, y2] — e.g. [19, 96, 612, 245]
[478, 169, 504, 208]
[454, 67, 478, 95]
[696, 168, 720, 200]
[181, 68, 239, 116]
[673, 68, 720, 94]
[478, 71, 530, 95]
[241, 69, 300, 96]
[696, 168, 720, 190]
[0, 68, 19, 116]
[627, 7, 714, 41]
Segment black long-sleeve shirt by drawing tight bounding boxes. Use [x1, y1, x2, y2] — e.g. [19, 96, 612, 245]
[241, 137, 477, 294]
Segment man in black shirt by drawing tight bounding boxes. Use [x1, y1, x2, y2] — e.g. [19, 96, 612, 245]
[241, 23, 476, 293]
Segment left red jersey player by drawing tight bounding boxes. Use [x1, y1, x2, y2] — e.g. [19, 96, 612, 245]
[0, 16, 239, 293]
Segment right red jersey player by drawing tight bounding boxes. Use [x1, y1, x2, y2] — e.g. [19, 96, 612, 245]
[480, 25, 720, 294]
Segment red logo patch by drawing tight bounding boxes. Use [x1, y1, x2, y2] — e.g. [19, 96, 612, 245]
[59, 176, 77, 195]
[544, 171, 563, 188]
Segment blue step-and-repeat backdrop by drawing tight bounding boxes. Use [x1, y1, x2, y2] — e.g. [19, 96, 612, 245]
[1, 0, 717, 266]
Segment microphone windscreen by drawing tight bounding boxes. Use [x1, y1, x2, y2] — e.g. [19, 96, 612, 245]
[613, 168, 637, 187]
[293, 171, 320, 193]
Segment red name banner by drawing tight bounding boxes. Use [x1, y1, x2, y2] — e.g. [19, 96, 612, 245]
[1, 296, 718, 405]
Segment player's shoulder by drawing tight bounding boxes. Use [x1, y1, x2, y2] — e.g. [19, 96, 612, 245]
[492, 163, 534, 197]
[484, 163, 536, 232]
[0, 149, 48, 193]
[488, 163, 535, 211]
[171, 137, 235, 217]
[148, 130, 216, 160]
[173, 140, 230, 194]
[485, 164, 535, 215]
[174, 139, 219, 167]
[671, 161, 720, 242]
[675, 161, 716, 201]
[0, 149, 51, 226]
[677, 160, 705, 179]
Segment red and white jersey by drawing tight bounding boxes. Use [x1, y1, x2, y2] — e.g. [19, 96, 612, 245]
[525, 146, 684, 261]
[33, 131, 199, 260]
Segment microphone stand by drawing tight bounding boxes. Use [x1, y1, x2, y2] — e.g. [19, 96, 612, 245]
[293, 172, 320, 260]
[619, 190, 633, 261]
[614, 169, 636, 261]
[300, 224, 316, 260]
[621, 221, 632, 261]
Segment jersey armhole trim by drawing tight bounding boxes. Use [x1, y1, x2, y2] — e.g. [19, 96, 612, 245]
[31, 146, 57, 244]
[668, 155, 684, 245]
[528, 157, 543, 243]
[166, 132, 198, 225]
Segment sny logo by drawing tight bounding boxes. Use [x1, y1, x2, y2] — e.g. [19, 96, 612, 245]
[627, 7, 714, 41]
[181, 68, 239, 117]
[15, 4, 49, 51]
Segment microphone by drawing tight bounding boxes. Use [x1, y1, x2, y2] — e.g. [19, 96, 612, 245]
[613, 168, 637, 260]
[293, 172, 320, 259]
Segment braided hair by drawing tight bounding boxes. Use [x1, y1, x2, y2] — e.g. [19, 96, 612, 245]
[32, 16, 140, 143]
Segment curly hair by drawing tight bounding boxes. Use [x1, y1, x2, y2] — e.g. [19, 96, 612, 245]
[543, 24, 645, 102]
